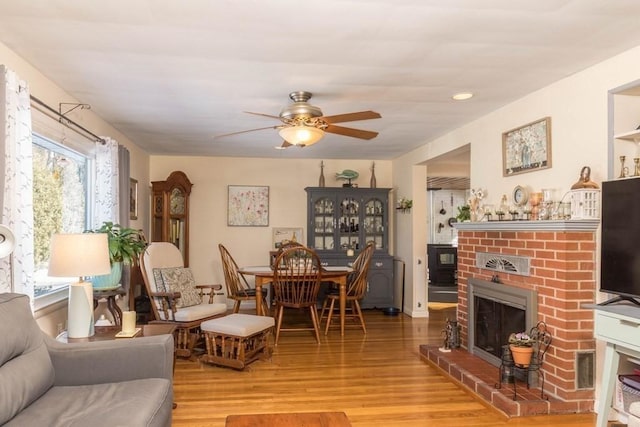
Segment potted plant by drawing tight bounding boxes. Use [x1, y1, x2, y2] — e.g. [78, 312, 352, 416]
[456, 204, 471, 222]
[89, 221, 147, 290]
[397, 197, 413, 213]
[508, 331, 536, 367]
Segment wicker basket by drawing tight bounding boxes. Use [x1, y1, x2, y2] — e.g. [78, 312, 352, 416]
[621, 382, 640, 412]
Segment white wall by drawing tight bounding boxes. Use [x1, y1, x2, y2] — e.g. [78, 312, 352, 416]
[429, 190, 466, 245]
[150, 157, 392, 294]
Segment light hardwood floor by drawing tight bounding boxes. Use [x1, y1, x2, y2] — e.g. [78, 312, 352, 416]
[172, 304, 596, 426]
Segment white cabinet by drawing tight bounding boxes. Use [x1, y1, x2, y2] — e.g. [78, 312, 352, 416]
[594, 305, 640, 426]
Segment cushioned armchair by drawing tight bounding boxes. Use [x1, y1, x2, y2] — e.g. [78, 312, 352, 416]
[140, 242, 227, 358]
[0, 293, 173, 427]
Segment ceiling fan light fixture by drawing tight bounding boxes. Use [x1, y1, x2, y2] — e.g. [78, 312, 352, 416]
[278, 125, 324, 147]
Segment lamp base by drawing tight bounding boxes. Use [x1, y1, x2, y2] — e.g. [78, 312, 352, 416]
[68, 281, 95, 338]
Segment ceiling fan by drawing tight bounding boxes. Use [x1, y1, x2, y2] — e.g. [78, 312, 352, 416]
[215, 91, 381, 149]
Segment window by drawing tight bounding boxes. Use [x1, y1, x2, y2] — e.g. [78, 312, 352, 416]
[32, 133, 92, 300]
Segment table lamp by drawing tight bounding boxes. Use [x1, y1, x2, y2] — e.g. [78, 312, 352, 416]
[48, 233, 111, 338]
[0, 224, 16, 291]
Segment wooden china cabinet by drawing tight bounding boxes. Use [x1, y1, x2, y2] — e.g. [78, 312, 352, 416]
[305, 187, 394, 309]
[151, 171, 192, 265]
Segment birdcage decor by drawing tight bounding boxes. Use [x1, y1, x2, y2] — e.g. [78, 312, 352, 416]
[569, 188, 600, 219]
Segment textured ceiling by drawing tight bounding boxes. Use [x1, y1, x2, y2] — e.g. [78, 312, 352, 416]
[1, 0, 640, 160]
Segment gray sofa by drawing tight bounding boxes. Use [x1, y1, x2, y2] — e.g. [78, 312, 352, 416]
[0, 293, 173, 427]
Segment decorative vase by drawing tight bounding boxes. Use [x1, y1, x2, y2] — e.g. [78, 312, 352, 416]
[370, 162, 377, 188]
[318, 161, 325, 187]
[509, 344, 534, 367]
[91, 262, 123, 290]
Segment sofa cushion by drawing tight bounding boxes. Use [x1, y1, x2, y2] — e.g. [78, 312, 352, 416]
[4, 378, 172, 427]
[155, 267, 202, 308]
[0, 294, 55, 425]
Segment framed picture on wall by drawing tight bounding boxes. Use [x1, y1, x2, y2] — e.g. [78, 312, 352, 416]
[227, 185, 269, 226]
[129, 178, 138, 220]
[502, 117, 552, 176]
[272, 227, 304, 249]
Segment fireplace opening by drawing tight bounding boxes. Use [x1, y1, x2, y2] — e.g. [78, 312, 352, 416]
[468, 278, 537, 367]
[474, 295, 525, 360]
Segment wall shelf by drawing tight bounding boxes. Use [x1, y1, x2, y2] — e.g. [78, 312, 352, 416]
[615, 129, 640, 142]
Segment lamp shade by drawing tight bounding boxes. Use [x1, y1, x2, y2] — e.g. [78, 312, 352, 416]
[278, 125, 324, 147]
[0, 225, 15, 258]
[48, 233, 111, 278]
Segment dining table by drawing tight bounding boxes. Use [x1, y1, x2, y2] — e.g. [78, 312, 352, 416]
[238, 265, 352, 336]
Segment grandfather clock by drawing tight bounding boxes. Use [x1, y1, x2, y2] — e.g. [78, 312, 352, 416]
[151, 171, 192, 265]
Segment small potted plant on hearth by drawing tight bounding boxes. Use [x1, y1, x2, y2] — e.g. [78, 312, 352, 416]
[508, 331, 536, 367]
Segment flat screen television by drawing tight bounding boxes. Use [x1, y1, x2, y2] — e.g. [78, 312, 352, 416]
[600, 177, 640, 305]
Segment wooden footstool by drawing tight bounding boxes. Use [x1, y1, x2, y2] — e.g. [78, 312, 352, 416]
[200, 313, 274, 370]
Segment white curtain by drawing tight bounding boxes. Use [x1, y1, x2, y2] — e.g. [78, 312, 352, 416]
[0, 65, 35, 298]
[93, 137, 119, 228]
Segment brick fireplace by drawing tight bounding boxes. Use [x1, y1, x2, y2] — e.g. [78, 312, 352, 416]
[453, 220, 599, 413]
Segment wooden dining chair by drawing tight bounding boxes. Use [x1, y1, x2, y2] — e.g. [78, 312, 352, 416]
[271, 240, 304, 269]
[219, 244, 269, 315]
[272, 246, 323, 345]
[320, 241, 375, 334]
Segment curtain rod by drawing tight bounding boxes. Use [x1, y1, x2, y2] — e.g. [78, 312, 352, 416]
[29, 95, 105, 144]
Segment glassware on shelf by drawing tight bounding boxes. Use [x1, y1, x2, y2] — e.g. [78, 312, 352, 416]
[508, 205, 519, 221]
[483, 204, 494, 221]
[529, 192, 542, 220]
[539, 189, 554, 220]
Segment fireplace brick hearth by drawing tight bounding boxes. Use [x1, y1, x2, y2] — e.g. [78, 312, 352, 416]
[451, 220, 599, 413]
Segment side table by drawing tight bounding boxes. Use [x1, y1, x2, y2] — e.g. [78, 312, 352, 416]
[57, 324, 176, 343]
[93, 286, 127, 326]
[593, 304, 640, 427]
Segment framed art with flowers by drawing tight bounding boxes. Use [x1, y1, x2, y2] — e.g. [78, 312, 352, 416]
[227, 185, 269, 226]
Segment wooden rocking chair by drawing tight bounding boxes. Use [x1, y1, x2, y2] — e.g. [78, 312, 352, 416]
[139, 242, 227, 358]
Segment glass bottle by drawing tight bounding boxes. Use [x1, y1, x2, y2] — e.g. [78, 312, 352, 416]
[370, 161, 377, 188]
[318, 160, 325, 187]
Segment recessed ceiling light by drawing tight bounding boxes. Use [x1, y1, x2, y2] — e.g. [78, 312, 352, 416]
[452, 92, 474, 101]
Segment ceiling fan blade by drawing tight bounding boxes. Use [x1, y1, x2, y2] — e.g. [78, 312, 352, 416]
[244, 111, 281, 120]
[213, 125, 280, 139]
[321, 110, 381, 124]
[280, 140, 293, 149]
[325, 124, 379, 140]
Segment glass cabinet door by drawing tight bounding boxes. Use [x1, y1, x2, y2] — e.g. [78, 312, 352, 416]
[312, 196, 335, 250]
[338, 195, 360, 252]
[364, 197, 385, 250]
